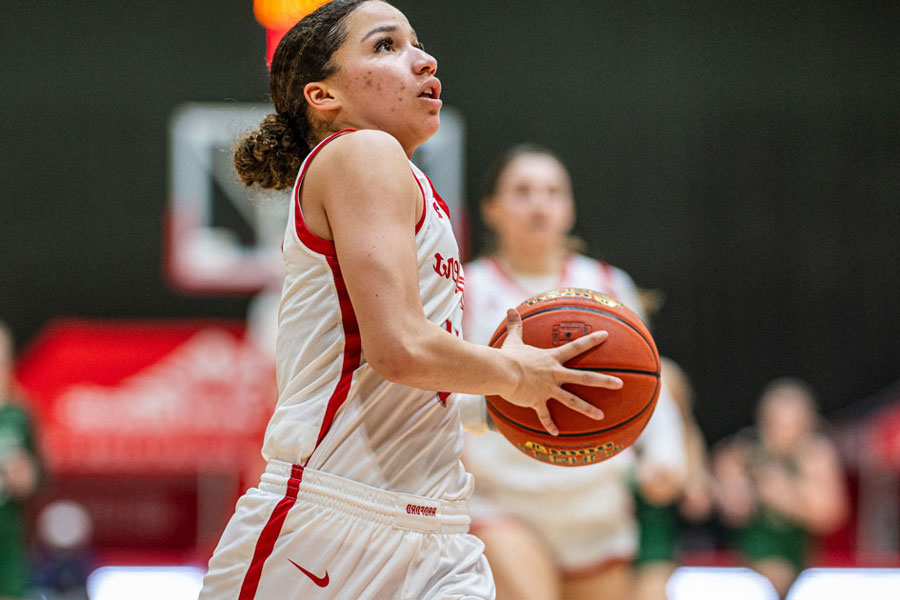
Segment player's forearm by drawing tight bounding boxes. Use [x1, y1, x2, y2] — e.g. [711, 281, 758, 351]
[365, 319, 518, 397]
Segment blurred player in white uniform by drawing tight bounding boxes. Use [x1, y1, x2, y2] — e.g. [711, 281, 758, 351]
[199, 3, 623, 599]
[458, 145, 686, 600]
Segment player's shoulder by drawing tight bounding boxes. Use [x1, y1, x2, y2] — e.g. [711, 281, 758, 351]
[305, 129, 415, 197]
[462, 257, 495, 283]
[318, 129, 406, 166]
[801, 433, 840, 462]
[574, 254, 639, 287]
[578, 254, 631, 275]
[568, 253, 600, 271]
[463, 256, 491, 272]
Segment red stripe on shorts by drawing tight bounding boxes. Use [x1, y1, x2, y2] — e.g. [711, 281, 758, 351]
[238, 464, 304, 599]
[236, 252, 361, 597]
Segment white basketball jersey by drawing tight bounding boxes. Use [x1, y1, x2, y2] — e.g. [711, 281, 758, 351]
[461, 254, 648, 496]
[263, 130, 470, 501]
[462, 254, 647, 348]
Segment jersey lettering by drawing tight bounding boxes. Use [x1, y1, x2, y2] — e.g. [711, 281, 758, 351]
[406, 503, 437, 517]
[433, 252, 464, 294]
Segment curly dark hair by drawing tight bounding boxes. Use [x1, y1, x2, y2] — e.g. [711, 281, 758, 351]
[234, 0, 372, 189]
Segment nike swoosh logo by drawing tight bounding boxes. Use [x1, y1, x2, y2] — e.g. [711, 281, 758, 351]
[288, 559, 330, 587]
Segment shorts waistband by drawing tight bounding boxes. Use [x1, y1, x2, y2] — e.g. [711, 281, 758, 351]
[259, 458, 470, 535]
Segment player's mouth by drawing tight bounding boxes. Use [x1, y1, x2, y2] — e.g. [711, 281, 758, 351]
[418, 78, 442, 108]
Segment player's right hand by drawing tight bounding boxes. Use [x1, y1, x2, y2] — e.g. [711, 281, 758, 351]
[498, 308, 622, 435]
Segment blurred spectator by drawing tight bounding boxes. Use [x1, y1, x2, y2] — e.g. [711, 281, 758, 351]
[459, 144, 686, 599]
[0, 322, 42, 600]
[633, 356, 714, 600]
[712, 378, 848, 598]
[29, 500, 93, 600]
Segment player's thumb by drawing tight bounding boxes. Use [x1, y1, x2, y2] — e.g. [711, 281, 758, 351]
[503, 308, 523, 345]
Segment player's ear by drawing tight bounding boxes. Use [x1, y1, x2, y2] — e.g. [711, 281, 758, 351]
[304, 81, 342, 113]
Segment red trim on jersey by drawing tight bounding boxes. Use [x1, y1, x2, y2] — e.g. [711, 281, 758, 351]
[413, 171, 427, 234]
[293, 129, 430, 251]
[311, 254, 362, 450]
[596, 260, 616, 298]
[422, 172, 451, 217]
[238, 464, 305, 599]
[293, 129, 358, 256]
[487, 255, 572, 299]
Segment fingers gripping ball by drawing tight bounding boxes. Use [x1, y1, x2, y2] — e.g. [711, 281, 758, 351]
[486, 288, 661, 466]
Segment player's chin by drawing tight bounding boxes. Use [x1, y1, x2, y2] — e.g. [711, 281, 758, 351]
[422, 110, 440, 131]
[413, 115, 441, 144]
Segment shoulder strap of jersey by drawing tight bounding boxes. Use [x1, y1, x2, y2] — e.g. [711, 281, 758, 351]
[291, 129, 357, 255]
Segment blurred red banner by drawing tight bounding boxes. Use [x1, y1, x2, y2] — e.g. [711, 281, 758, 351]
[15, 319, 275, 475]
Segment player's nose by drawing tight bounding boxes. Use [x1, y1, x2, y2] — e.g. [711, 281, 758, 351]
[413, 47, 437, 76]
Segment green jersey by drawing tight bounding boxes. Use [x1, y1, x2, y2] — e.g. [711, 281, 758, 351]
[0, 401, 40, 597]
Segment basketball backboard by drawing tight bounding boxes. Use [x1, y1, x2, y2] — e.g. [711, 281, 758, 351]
[165, 102, 466, 294]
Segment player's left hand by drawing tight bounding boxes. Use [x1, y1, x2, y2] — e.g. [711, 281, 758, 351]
[498, 308, 622, 435]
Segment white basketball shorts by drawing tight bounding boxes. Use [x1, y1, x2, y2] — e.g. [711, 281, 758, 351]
[199, 459, 495, 599]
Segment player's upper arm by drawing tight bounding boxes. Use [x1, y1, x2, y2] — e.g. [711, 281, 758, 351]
[636, 385, 687, 478]
[612, 268, 649, 324]
[304, 130, 428, 376]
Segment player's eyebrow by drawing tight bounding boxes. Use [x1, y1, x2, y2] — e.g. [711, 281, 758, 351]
[361, 25, 399, 42]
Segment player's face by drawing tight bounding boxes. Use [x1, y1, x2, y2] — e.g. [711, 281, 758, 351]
[759, 390, 814, 453]
[483, 154, 575, 254]
[325, 1, 440, 155]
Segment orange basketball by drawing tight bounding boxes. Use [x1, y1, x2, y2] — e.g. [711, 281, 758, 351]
[485, 288, 661, 466]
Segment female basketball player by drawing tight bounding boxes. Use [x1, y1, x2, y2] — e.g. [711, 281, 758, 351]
[0, 322, 42, 600]
[459, 146, 686, 600]
[632, 357, 713, 600]
[198, 3, 623, 598]
[713, 378, 847, 599]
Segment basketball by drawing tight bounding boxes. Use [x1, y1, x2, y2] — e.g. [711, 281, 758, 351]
[485, 287, 661, 466]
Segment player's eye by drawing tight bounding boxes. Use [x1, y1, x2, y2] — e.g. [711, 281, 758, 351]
[414, 40, 425, 51]
[513, 184, 531, 197]
[374, 36, 394, 52]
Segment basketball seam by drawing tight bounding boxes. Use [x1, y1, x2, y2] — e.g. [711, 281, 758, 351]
[489, 306, 659, 371]
[573, 367, 659, 377]
[485, 374, 660, 438]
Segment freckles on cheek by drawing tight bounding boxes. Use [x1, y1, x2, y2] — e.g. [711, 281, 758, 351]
[396, 82, 408, 104]
[353, 72, 373, 89]
[365, 70, 380, 91]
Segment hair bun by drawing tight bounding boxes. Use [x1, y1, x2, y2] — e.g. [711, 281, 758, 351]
[234, 113, 307, 190]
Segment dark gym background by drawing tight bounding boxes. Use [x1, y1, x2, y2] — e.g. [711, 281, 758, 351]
[2, 1, 898, 442]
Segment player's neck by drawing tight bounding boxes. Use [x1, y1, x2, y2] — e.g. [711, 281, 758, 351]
[497, 247, 567, 277]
